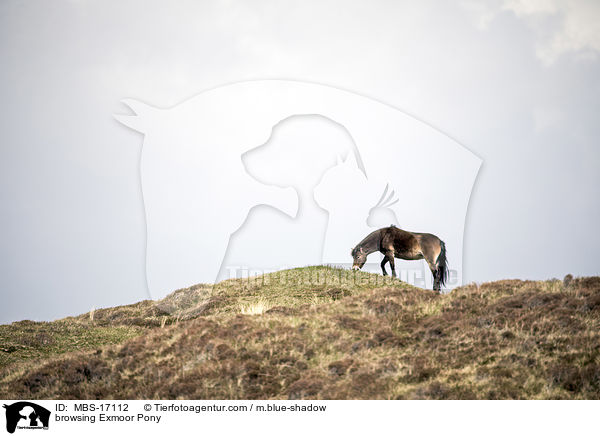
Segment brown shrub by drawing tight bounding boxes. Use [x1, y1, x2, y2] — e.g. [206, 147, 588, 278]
[287, 376, 323, 400]
[550, 364, 600, 394]
[372, 329, 405, 347]
[19, 356, 109, 395]
[328, 359, 354, 376]
[335, 315, 368, 331]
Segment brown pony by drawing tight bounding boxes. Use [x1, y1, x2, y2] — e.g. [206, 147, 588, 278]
[351, 225, 448, 291]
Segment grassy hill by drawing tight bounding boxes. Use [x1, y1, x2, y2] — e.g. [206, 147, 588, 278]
[1, 266, 599, 399]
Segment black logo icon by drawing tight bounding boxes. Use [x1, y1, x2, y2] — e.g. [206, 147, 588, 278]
[2, 402, 50, 434]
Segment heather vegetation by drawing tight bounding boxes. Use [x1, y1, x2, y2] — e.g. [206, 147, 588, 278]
[1, 267, 599, 399]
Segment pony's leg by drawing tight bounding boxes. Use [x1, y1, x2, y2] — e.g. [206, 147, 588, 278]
[426, 258, 440, 292]
[380, 257, 389, 276]
[385, 251, 397, 278]
[432, 267, 441, 292]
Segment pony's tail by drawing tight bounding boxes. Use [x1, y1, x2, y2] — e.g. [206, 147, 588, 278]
[436, 240, 448, 288]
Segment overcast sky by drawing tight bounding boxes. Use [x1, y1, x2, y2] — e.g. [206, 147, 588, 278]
[1, 0, 599, 323]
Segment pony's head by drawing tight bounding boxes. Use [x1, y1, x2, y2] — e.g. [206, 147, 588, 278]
[351, 246, 367, 270]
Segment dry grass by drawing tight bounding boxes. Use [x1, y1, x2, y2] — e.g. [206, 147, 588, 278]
[240, 299, 272, 315]
[1, 267, 599, 399]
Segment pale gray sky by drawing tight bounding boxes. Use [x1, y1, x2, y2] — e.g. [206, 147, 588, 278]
[1, 0, 599, 323]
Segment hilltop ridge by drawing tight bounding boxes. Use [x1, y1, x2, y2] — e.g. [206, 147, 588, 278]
[1, 267, 599, 399]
